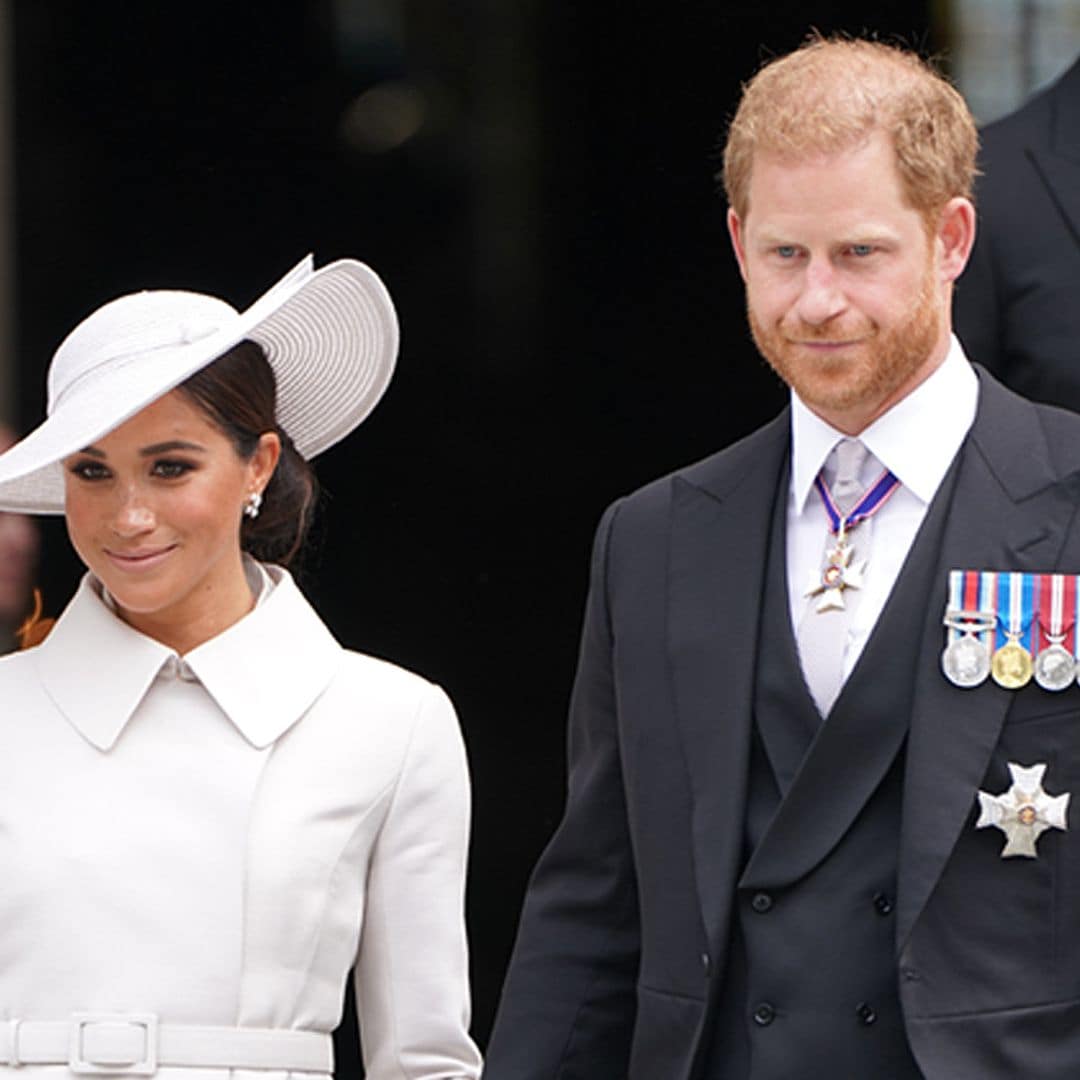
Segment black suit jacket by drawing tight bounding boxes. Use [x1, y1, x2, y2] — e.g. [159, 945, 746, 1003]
[954, 58, 1080, 409]
[485, 368, 1080, 1079]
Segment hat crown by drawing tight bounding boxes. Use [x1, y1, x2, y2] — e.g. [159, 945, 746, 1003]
[0, 256, 398, 514]
[48, 290, 239, 415]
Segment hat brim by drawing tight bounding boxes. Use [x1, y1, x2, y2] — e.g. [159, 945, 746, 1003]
[0, 256, 398, 514]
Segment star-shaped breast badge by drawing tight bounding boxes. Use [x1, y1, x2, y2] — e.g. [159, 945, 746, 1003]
[976, 762, 1070, 858]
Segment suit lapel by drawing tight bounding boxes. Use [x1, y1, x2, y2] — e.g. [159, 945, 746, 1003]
[897, 371, 1079, 950]
[667, 412, 789, 951]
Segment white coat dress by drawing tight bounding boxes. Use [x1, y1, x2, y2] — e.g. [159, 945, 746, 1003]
[0, 562, 482, 1080]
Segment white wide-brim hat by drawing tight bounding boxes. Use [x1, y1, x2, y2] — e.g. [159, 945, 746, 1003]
[0, 254, 398, 513]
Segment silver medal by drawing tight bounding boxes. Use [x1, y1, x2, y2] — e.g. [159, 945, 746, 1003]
[941, 634, 992, 688]
[1035, 643, 1075, 691]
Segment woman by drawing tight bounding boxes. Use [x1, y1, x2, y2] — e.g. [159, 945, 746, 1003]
[0, 256, 482, 1079]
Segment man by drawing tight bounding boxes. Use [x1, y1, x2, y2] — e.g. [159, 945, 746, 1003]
[0, 424, 37, 651]
[954, 54, 1080, 410]
[484, 36, 1080, 1080]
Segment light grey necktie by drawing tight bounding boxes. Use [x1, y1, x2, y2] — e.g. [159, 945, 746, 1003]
[796, 438, 872, 717]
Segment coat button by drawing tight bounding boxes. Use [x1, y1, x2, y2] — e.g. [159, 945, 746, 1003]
[855, 1002, 877, 1025]
[873, 892, 893, 916]
[752, 1002, 776, 1026]
[751, 892, 773, 913]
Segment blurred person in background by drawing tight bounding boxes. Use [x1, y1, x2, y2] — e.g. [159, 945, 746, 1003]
[954, 54, 1080, 409]
[0, 423, 38, 652]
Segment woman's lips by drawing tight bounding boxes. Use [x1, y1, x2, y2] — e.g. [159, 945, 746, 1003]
[103, 545, 177, 572]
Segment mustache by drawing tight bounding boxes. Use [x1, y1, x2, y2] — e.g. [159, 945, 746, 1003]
[781, 320, 874, 342]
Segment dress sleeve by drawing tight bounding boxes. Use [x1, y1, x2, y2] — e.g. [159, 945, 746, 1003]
[354, 682, 483, 1079]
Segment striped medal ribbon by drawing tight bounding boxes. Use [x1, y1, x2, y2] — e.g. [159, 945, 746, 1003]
[806, 466, 901, 613]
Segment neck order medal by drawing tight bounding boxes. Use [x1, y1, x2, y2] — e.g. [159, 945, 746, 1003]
[806, 466, 900, 614]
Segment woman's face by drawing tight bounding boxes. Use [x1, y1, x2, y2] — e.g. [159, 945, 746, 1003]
[62, 389, 278, 652]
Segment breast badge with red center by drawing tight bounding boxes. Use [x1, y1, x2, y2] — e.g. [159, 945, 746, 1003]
[976, 762, 1070, 858]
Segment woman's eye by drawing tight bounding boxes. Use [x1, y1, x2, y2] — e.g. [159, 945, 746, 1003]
[152, 459, 194, 480]
[68, 460, 110, 481]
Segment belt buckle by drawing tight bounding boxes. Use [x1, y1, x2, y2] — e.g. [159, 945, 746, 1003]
[69, 1013, 158, 1076]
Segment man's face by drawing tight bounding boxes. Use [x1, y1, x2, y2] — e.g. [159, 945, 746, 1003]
[728, 131, 970, 434]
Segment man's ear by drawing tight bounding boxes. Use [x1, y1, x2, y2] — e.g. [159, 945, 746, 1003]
[937, 196, 976, 283]
[728, 207, 749, 283]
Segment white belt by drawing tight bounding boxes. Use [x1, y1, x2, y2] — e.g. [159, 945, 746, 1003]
[0, 1014, 333, 1075]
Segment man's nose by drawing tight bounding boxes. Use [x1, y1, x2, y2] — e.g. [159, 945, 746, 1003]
[793, 258, 847, 326]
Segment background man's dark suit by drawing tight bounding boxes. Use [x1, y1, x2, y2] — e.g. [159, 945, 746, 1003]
[484, 368, 1080, 1078]
[955, 57, 1080, 409]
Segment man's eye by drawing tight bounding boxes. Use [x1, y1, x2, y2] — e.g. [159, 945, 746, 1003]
[152, 460, 194, 479]
[68, 461, 110, 481]
[775, 246, 798, 258]
[849, 244, 874, 256]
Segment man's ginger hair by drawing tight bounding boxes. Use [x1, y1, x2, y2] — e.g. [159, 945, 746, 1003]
[722, 36, 978, 225]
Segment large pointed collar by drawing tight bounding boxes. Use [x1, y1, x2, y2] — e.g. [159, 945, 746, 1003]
[34, 565, 342, 752]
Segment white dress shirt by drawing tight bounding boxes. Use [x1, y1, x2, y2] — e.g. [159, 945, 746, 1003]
[0, 564, 482, 1079]
[786, 336, 979, 682]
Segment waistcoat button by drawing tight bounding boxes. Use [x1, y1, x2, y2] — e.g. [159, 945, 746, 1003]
[752, 1002, 776, 1026]
[855, 1002, 877, 1025]
[751, 892, 773, 913]
[873, 892, 893, 916]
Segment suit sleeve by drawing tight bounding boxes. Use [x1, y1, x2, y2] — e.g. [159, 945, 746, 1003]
[484, 500, 641, 1078]
[354, 682, 484, 1080]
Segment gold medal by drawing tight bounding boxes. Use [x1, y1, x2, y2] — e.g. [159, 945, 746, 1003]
[991, 639, 1033, 689]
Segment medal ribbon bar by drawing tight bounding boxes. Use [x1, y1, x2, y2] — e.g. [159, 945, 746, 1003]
[943, 570, 1080, 691]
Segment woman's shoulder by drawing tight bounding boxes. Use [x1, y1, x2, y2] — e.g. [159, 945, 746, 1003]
[333, 647, 454, 712]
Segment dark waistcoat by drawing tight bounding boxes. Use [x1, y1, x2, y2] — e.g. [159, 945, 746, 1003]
[704, 462, 957, 1080]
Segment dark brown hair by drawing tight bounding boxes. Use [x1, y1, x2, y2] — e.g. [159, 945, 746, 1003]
[178, 340, 317, 566]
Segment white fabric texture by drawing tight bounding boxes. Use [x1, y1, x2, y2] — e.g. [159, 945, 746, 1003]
[0, 565, 481, 1080]
[786, 335, 979, 681]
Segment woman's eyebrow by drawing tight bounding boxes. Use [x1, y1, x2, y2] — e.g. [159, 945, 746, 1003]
[139, 440, 207, 456]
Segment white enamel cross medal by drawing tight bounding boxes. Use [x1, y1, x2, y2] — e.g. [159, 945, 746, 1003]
[806, 524, 867, 612]
[976, 762, 1070, 858]
[807, 463, 900, 614]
